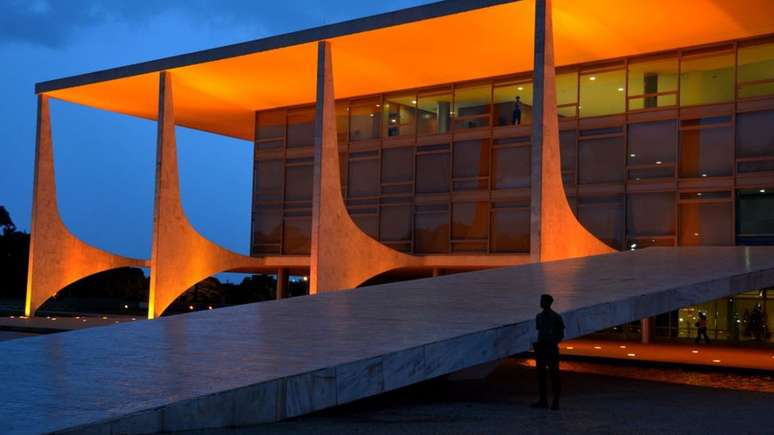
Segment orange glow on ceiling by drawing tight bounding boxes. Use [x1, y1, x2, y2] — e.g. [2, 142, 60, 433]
[44, 0, 774, 140]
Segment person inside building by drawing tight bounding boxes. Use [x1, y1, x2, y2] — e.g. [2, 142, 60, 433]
[512, 95, 522, 125]
[532, 293, 564, 410]
[694, 312, 711, 344]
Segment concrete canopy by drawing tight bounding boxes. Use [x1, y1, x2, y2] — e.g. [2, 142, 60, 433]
[37, 0, 774, 140]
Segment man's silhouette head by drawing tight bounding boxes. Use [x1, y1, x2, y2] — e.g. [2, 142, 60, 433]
[516, 96, 521, 101]
[540, 294, 554, 310]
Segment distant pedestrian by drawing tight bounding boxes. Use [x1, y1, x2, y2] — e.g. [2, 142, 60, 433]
[749, 305, 764, 342]
[532, 294, 564, 410]
[694, 312, 711, 344]
[512, 96, 522, 125]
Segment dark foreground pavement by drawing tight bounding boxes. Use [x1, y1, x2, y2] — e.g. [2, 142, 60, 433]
[183, 358, 774, 435]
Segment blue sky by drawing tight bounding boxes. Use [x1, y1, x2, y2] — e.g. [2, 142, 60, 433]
[0, 0, 433, 261]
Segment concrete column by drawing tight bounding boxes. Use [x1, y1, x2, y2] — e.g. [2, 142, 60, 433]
[308, 41, 416, 294]
[24, 95, 144, 316]
[147, 71, 276, 318]
[641, 317, 653, 344]
[530, 0, 614, 263]
[276, 268, 288, 300]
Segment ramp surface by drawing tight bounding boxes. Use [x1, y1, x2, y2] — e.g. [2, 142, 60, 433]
[2, 247, 774, 434]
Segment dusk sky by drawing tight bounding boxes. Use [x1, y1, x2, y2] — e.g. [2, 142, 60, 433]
[0, 0, 433, 264]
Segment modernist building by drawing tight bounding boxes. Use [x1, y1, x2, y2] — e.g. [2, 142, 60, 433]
[26, 0, 774, 342]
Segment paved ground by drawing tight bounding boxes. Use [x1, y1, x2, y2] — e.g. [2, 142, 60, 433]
[186, 359, 774, 435]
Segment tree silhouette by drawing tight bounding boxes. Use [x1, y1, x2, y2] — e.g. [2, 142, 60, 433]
[0, 206, 29, 300]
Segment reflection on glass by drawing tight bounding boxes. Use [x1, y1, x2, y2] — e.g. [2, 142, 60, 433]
[383, 94, 416, 137]
[491, 207, 529, 252]
[680, 50, 735, 106]
[452, 202, 489, 240]
[738, 41, 774, 99]
[284, 164, 313, 201]
[254, 159, 283, 201]
[627, 192, 675, 237]
[628, 121, 677, 179]
[348, 158, 379, 197]
[252, 209, 282, 245]
[380, 204, 412, 242]
[679, 126, 733, 178]
[494, 81, 533, 126]
[736, 111, 774, 158]
[283, 217, 311, 254]
[678, 202, 733, 246]
[415, 211, 449, 253]
[287, 109, 314, 147]
[453, 84, 491, 129]
[556, 71, 578, 119]
[628, 56, 678, 109]
[256, 110, 285, 140]
[416, 152, 450, 193]
[453, 139, 489, 179]
[579, 137, 625, 184]
[350, 99, 381, 141]
[580, 68, 626, 117]
[493, 145, 530, 189]
[417, 91, 452, 135]
[381, 147, 414, 184]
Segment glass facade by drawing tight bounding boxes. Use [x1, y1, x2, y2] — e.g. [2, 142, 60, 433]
[252, 36, 774, 256]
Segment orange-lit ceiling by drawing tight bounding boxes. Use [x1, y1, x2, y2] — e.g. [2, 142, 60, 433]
[42, 0, 774, 140]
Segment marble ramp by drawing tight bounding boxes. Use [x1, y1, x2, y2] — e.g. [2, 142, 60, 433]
[1, 247, 774, 434]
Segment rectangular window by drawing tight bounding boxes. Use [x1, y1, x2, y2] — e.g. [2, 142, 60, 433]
[256, 109, 285, 140]
[414, 207, 449, 253]
[627, 192, 676, 238]
[453, 83, 491, 130]
[349, 98, 381, 141]
[737, 41, 774, 99]
[736, 111, 774, 158]
[282, 217, 311, 254]
[679, 120, 733, 178]
[286, 108, 315, 147]
[254, 159, 284, 201]
[252, 207, 282, 247]
[284, 163, 313, 201]
[679, 201, 732, 246]
[493, 138, 530, 189]
[680, 47, 735, 106]
[627, 55, 678, 110]
[452, 202, 489, 240]
[736, 189, 774, 244]
[491, 205, 530, 252]
[578, 195, 625, 249]
[627, 120, 677, 180]
[416, 150, 450, 193]
[348, 157, 380, 198]
[556, 71, 578, 119]
[579, 135, 625, 184]
[580, 65, 626, 117]
[383, 94, 416, 138]
[380, 203, 412, 242]
[494, 80, 533, 126]
[453, 139, 489, 191]
[381, 146, 414, 191]
[417, 90, 452, 135]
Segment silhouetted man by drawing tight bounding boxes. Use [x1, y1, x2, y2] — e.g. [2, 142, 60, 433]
[532, 294, 564, 410]
[512, 96, 522, 125]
